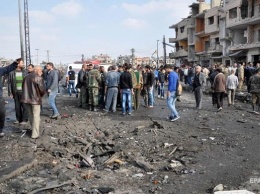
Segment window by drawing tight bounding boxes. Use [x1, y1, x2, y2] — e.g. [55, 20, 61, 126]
[208, 16, 214, 25]
[229, 8, 237, 19]
[180, 26, 185, 33]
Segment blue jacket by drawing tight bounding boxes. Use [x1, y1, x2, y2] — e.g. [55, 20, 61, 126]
[168, 71, 178, 92]
[46, 69, 58, 90]
[0, 62, 18, 97]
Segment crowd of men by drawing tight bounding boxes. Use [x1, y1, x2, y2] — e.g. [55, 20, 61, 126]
[0, 58, 259, 139]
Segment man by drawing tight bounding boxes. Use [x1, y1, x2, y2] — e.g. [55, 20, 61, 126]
[245, 62, 255, 92]
[145, 65, 155, 108]
[88, 64, 101, 111]
[142, 67, 148, 107]
[27, 64, 34, 74]
[21, 66, 46, 139]
[226, 69, 238, 106]
[192, 66, 206, 110]
[120, 64, 134, 115]
[116, 65, 124, 107]
[213, 68, 226, 112]
[165, 65, 180, 122]
[104, 65, 120, 113]
[77, 64, 88, 108]
[237, 63, 244, 93]
[99, 66, 106, 108]
[210, 68, 218, 106]
[158, 67, 166, 99]
[46, 62, 60, 118]
[133, 65, 143, 110]
[8, 59, 28, 125]
[67, 66, 78, 97]
[0, 59, 21, 137]
[248, 68, 260, 114]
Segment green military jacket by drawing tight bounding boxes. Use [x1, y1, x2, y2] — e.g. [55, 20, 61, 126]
[88, 69, 101, 88]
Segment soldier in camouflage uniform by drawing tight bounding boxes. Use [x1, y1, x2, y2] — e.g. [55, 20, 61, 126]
[248, 68, 260, 113]
[87, 64, 101, 111]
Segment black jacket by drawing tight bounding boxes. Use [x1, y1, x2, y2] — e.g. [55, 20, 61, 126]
[120, 71, 133, 89]
[0, 62, 18, 97]
[146, 72, 155, 87]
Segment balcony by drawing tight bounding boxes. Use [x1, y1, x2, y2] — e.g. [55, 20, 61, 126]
[169, 38, 177, 43]
[227, 13, 260, 29]
[228, 42, 260, 51]
[170, 49, 188, 58]
[207, 44, 223, 53]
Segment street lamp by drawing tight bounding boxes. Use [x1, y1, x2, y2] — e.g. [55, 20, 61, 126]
[157, 40, 159, 69]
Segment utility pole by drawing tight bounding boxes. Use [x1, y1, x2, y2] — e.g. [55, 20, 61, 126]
[163, 35, 167, 66]
[46, 50, 50, 62]
[18, 0, 25, 61]
[35, 49, 39, 64]
[156, 40, 159, 69]
[24, 0, 31, 66]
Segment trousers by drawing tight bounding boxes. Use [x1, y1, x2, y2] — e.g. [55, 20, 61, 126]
[25, 104, 41, 138]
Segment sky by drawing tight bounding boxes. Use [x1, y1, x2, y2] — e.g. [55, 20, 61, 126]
[0, 0, 210, 64]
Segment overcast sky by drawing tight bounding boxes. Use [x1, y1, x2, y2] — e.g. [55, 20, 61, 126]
[0, 0, 210, 64]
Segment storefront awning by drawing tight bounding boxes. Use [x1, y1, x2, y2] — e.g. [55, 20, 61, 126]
[229, 50, 247, 57]
[211, 55, 223, 59]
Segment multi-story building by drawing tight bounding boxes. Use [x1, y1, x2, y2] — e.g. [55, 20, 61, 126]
[169, 0, 260, 67]
[225, 0, 260, 64]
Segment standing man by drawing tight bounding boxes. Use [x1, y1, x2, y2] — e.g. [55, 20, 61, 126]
[133, 65, 143, 110]
[67, 66, 78, 97]
[120, 64, 134, 115]
[158, 68, 166, 99]
[77, 64, 88, 108]
[145, 65, 155, 108]
[8, 60, 28, 125]
[192, 66, 206, 110]
[99, 66, 106, 108]
[226, 69, 239, 106]
[248, 68, 260, 114]
[165, 65, 180, 122]
[237, 63, 244, 93]
[0, 59, 21, 137]
[88, 64, 101, 112]
[213, 68, 226, 112]
[21, 66, 46, 139]
[46, 62, 60, 118]
[104, 65, 120, 113]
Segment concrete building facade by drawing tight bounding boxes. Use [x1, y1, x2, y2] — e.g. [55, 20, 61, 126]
[169, 0, 260, 67]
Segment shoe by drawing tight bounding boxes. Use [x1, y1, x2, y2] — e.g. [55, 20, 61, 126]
[0, 132, 4, 137]
[158, 95, 160, 98]
[128, 112, 132, 115]
[122, 112, 126, 116]
[89, 106, 92, 111]
[51, 113, 60, 118]
[167, 116, 174, 120]
[20, 121, 28, 125]
[112, 110, 116, 113]
[148, 106, 154, 108]
[217, 107, 223, 112]
[103, 109, 109, 112]
[13, 120, 19, 124]
[76, 94, 79, 98]
[93, 107, 97, 112]
[171, 116, 180, 122]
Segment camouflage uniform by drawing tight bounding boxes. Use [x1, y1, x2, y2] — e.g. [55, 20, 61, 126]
[248, 73, 260, 112]
[88, 69, 101, 110]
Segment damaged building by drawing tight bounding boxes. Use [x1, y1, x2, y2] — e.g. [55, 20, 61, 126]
[169, 0, 260, 66]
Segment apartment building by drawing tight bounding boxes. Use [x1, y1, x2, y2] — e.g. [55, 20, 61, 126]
[169, 0, 260, 66]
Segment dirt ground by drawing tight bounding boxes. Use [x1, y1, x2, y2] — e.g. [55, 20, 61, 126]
[0, 87, 259, 194]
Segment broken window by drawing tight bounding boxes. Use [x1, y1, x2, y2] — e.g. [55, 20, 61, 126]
[229, 8, 237, 19]
[180, 26, 185, 33]
[208, 16, 214, 25]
